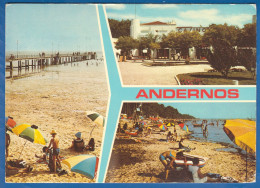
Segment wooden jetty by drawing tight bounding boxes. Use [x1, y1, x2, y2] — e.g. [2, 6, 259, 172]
[5, 52, 97, 79]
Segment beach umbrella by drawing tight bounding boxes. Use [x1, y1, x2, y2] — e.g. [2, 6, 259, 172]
[12, 124, 48, 159]
[12, 124, 47, 145]
[5, 116, 16, 128]
[224, 119, 256, 181]
[166, 123, 174, 127]
[86, 111, 105, 127]
[178, 122, 185, 129]
[224, 119, 256, 154]
[158, 124, 168, 131]
[62, 154, 99, 179]
[183, 125, 189, 133]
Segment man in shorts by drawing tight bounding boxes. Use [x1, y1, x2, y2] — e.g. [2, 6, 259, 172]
[48, 130, 61, 173]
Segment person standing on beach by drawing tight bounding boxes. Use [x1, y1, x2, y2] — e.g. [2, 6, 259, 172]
[5, 128, 11, 157]
[48, 130, 61, 173]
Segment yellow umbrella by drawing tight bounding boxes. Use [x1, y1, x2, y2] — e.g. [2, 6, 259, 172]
[224, 119, 256, 181]
[224, 119, 256, 154]
[12, 124, 47, 145]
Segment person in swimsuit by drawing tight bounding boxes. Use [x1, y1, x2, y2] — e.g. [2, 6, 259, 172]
[48, 130, 61, 173]
[159, 150, 177, 179]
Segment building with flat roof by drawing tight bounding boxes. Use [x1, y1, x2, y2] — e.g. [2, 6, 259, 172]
[129, 19, 208, 59]
[130, 19, 177, 39]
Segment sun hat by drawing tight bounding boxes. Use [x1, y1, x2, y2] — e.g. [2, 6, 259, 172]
[50, 130, 57, 135]
[75, 132, 82, 138]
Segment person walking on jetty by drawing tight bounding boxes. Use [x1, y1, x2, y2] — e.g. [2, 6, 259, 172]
[48, 130, 61, 173]
[159, 150, 177, 179]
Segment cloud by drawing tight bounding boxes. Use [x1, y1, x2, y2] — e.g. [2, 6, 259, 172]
[179, 9, 219, 19]
[105, 4, 126, 10]
[178, 9, 252, 27]
[108, 8, 253, 28]
[250, 4, 256, 9]
[143, 4, 178, 9]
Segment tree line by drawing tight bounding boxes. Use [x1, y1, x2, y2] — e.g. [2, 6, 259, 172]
[109, 18, 256, 78]
[121, 103, 195, 119]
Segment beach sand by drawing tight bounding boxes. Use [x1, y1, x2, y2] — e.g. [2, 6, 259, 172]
[118, 61, 211, 85]
[5, 60, 109, 183]
[105, 121, 256, 183]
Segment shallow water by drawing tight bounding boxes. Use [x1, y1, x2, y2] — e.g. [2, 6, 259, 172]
[186, 119, 237, 148]
[6, 59, 105, 79]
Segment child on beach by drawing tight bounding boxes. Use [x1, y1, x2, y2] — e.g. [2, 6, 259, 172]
[48, 130, 61, 173]
[35, 146, 49, 163]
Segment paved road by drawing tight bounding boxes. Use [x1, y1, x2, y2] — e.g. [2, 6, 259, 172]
[118, 61, 212, 86]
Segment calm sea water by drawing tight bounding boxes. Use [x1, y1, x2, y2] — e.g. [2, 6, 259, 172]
[185, 119, 239, 150]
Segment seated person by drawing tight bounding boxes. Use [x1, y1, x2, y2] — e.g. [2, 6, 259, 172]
[69, 132, 85, 152]
[166, 131, 174, 142]
[179, 138, 192, 152]
[188, 158, 220, 183]
[85, 138, 95, 151]
[145, 127, 152, 137]
[35, 146, 49, 163]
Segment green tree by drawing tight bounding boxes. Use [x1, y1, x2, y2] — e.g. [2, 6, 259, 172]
[203, 24, 240, 77]
[137, 34, 160, 59]
[108, 19, 131, 38]
[162, 31, 202, 58]
[115, 36, 138, 56]
[237, 23, 256, 47]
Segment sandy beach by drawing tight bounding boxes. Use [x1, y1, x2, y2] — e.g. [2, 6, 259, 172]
[5, 60, 108, 183]
[105, 120, 256, 183]
[118, 61, 211, 85]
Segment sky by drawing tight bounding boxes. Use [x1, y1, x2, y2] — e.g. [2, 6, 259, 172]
[6, 4, 102, 53]
[162, 102, 256, 119]
[106, 4, 256, 27]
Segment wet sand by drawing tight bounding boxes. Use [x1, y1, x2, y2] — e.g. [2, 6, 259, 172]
[105, 121, 256, 183]
[118, 61, 211, 85]
[5, 60, 108, 183]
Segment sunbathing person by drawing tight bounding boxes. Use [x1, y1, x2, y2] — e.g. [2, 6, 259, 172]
[179, 138, 194, 152]
[69, 132, 85, 152]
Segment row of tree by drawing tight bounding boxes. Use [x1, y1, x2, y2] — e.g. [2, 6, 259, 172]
[121, 103, 195, 119]
[113, 22, 256, 78]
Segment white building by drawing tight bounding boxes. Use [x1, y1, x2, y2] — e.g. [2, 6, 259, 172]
[130, 19, 177, 39]
[129, 19, 209, 60]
